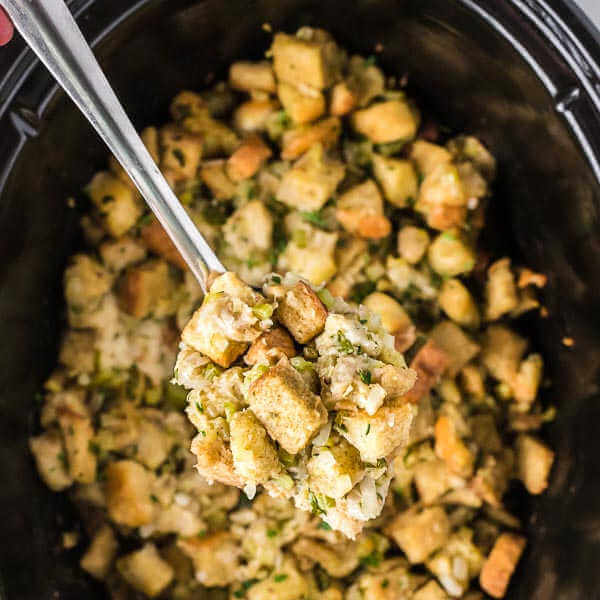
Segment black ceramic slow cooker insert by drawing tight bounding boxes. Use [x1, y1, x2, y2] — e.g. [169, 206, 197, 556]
[1, 1, 600, 598]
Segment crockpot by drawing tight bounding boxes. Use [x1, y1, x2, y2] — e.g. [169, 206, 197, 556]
[1, 1, 600, 598]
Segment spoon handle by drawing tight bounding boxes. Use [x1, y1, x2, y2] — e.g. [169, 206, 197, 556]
[2, 0, 224, 290]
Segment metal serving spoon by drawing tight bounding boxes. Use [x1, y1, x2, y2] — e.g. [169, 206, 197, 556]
[1, 0, 225, 291]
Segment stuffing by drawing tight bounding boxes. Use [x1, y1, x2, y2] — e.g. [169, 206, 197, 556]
[429, 321, 480, 377]
[372, 154, 418, 208]
[397, 225, 430, 264]
[116, 543, 174, 597]
[226, 135, 272, 181]
[229, 61, 277, 93]
[516, 434, 554, 494]
[28, 430, 73, 491]
[99, 235, 147, 272]
[485, 258, 519, 321]
[245, 327, 297, 365]
[281, 117, 342, 160]
[276, 280, 328, 343]
[248, 356, 328, 454]
[80, 525, 118, 580]
[438, 279, 480, 329]
[278, 82, 326, 125]
[352, 100, 419, 143]
[479, 533, 526, 598]
[404, 340, 449, 403]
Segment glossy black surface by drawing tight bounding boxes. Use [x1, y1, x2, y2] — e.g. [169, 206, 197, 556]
[1, 0, 599, 598]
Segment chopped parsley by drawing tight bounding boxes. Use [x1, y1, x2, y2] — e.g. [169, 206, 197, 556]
[359, 369, 372, 385]
[274, 574, 288, 583]
[300, 210, 327, 228]
[266, 529, 278, 538]
[137, 213, 153, 227]
[336, 330, 354, 354]
[318, 521, 332, 531]
[271, 275, 281, 284]
[360, 550, 382, 567]
[365, 423, 371, 436]
[233, 579, 258, 597]
[200, 430, 207, 437]
[381, 578, 389, 588]
[149, 494, 159, 503]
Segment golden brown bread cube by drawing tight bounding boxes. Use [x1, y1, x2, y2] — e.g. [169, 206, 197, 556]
[80, 525, 118, 580]
[140, 218, 187, 269]
[116, 543, 174, 598]
[352, 100, 419, 144]
[190, 422, 245, 488]
[278, 81, 326, 125]
[372, 154, 418, 208]
[105, 460, 157, 528]
[229, 60, 276, 93]
[404, 339, 449, 403]
[28, 430, 73, 491]
[337, 398, 416, 463]
[99, 235, 147, 272]
[234, 98, 280, 132]
[248, 356, 327, 454]
[229, 409, 282, 484]
[434, 415, 475, 479]
[481, 325, 527, 383]
[479, 533, 526, 598]
[281, 117, 342, 160]
[429, 321, 480, 377]
[226, 135, 272, 181]
[244, 327, 297, 365]
[516, 434, 554, 494]
[385, 506, 451, 564]
[413, 581, 450, 600]
[330, 81, 356, 116]
[117, 259, 177, 319]
[159, 124, 203, 180]
[177, 531, 240, 587]
[277, 281, 328, 343]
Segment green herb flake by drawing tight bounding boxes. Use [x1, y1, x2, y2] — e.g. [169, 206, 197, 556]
[88, 441, 101, 456]
[195, 401, 204, 413]
[318, 521, 332, 531]
[200, 430, 207, 437]
[274, 574, 288, 583]
[360, 550, 382, 567]
[364, 55, 377, 67]
[350, 281, 376, 304]
[150, 494, 159, 504]
[300, 210, 327, 228]
[266, 529, 278, 538]
[381, 578, 389, 589]
[137, 213, 153, 227]
[272, 275, 281, 284]
[365, 423, 371, 436]
[336, 330, 354, 354]
[359, 370, 372, 385]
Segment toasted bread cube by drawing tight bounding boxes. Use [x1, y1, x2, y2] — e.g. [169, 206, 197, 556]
[352, 100, 419, 144]
[429, 321, 479, 377]
[434, 415, 474, 478]
[59, 329, 96, 375]
[428, 232, 476, 277]
[226, 135, 272, 181]
[140, 218, 186, 269]
[413, 581, 450, 600]
[277, 142, 345, 210]
[346, 55, 386, 107]
[278, 82, 326, 125]
[308, 438, 364, 499]
[105, 460, 156, 527]
[414, 458, 462, 505]
[278, 214, 339, 285]
[248, 357, 327, 453]
[29, 430, 73, 491]
[397, 226, 430, 265]
[426, 528, 484, 597]
[410, 140, 453, 177]
[336, 179, 391, 239]
[516, 434, 554, 494]
[513, 353, 543, 409]
[245, 327, 297, 365]
[485, 258, 519, 321]
[177, 532, 239, 587]
[363, 292, 413, 340]
[223, 199, 274, 258]
[57, 401, 97, 484]
[117, 543, 174, 598]
[136, 416, 177, 470]
[181, 273, 263, 367]
[330, 81, 356, 116]
[277, 281, 328, 343]
[190, 421, 245, 487]
[385, 506, 450, 564]
[117, 259, 176, 319]
[229, 410, 281, 484]
[271, 31, 343, 90]
[438, 278, 480, 329]
[281, 116, 342, 160]
[64, 254, 113, 318]
[99, 235, 147, 272]
[404, 339, 449, 403]
[200, 160, 237, 199]
[481, 325, 527, 383]
[292, 537, 362, 577]
[372, 154, 418, 207]
[86, 171, 143, 237]
[229, 60, 276, 93]
[234, 98, 280, 132]
[338, 398, 416, 463]
[80, 525, 118, 580]
[160, 124, 203, 179]
[479, 533, 526, 599]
